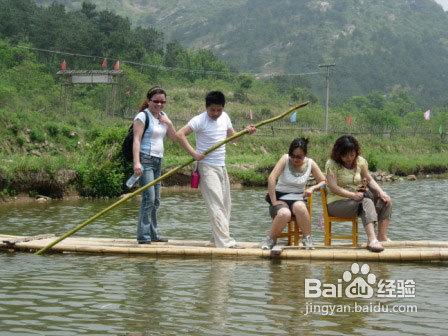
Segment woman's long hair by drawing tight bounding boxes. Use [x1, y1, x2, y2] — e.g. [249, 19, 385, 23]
[331, 135, 360, 166]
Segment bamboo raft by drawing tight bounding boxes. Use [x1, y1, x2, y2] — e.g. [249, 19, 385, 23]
[2, 234, 448, 262]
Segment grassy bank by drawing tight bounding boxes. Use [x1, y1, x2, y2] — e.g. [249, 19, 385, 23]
[1, 119, 447, 199]
[166, 131, 448, 186]
[1, 41, 447, 199]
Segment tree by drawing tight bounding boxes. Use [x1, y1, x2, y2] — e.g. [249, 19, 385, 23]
[164, 41, 184, 68]
[81, 1, 97, 20]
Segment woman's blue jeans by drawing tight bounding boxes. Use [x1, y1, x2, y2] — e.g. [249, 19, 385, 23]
[137, 154, 162, 243]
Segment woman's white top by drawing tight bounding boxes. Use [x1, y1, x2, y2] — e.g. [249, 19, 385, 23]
[134, 109, 168, 158]
[275, 155, 313, 200]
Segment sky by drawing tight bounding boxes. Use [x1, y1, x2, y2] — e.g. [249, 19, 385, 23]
[434, 0, 448, 10]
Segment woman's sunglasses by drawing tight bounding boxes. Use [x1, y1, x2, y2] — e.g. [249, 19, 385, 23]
[151, 100, 166, 104]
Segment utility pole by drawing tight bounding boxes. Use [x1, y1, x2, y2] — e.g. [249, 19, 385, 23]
[318, 63, 335, 133]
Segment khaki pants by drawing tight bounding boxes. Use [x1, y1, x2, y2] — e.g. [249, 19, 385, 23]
[327, 190, 392, 227]
[198, 162, 236, 248]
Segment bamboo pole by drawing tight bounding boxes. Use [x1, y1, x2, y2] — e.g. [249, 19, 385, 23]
[35, 102, 309, 255]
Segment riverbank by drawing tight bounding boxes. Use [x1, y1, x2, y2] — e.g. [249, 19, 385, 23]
[1, 130, 448, 200]
[1, 172, 445, 205]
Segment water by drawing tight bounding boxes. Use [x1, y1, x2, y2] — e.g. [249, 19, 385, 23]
[1, 179, 448, 335]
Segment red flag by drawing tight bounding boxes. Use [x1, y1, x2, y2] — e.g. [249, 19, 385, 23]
[101, 58, 108, 69]
[60, 59, 67, 70]
[345, 115, 353, 126]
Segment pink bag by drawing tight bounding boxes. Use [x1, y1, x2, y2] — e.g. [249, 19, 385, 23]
[190, 163, 200, 188]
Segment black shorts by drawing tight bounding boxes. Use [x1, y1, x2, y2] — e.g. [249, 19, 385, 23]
[266, 191, 306, 219]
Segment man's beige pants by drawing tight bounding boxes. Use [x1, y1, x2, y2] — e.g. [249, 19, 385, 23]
[198, 162, 236, 248]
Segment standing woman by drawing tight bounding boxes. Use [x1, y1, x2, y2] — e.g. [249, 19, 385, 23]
[325, 135, 392, 252]
[261, 138, 326, 250]
[132, 87, 177, 244]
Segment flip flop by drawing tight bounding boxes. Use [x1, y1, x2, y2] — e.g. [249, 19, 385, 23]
[367, 239, 384, 253]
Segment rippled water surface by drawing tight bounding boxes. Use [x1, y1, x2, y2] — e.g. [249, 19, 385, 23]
[1, 180, 448, 335]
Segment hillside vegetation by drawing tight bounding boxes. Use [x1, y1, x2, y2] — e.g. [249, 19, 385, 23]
[0, 1, 447, 199]
[35, 0, 448, 106]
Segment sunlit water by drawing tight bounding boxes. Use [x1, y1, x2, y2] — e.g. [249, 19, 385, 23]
[1, 179, 447, 335]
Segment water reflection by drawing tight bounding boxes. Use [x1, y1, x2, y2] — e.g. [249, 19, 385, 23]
[1, 179, 447, 244]
[1, 180, 448, 335]
[196, 261, 234, 331]
[1, 252, 448, 335]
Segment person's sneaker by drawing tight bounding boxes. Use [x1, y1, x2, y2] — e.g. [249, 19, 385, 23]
[228, 244, 245, 249]
[153, 237, 168, 243]
[302, 235, 315, 250]
[261, 236, 276, 250]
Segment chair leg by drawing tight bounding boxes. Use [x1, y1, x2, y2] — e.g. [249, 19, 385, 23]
[352, 220, 358, 247]
[324, 221, 331, 246]
[287, 220, 292, 246]
[294, 222, 299, 246]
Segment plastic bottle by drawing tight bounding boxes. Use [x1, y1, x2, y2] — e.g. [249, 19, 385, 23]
[126, 174, 140, 189]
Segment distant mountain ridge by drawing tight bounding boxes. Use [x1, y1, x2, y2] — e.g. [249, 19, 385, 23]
[36, 0, 448, 106]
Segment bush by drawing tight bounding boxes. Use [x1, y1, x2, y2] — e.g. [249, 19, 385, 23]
[233, 88, 247, 103]
[76, 161, 124, 197]
[365, 152, 379, 172]
[30, 129, 45, 143]
[230, 169, 266, 187]
[47, 123, 60, 137]
[61, 125, 72, 138]
[74, 126, 129, 197]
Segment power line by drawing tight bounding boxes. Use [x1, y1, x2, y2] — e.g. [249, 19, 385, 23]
[17, 45, 326, 78]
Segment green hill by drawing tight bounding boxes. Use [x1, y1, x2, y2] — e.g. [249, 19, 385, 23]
[36, 0, 448, 106]
[0, 1, 447, 199]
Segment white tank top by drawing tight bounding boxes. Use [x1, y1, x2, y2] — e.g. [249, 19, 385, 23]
[276, 155, 313, 200]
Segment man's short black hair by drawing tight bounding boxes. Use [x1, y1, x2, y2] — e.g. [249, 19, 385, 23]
[205, 91, 225, 107]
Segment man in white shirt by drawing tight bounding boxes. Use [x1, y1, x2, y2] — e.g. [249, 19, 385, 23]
[177, 91, 255, 248]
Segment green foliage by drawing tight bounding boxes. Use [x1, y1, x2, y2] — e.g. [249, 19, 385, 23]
[258, 107, 272, 118]
[46, 123, 60, 137]
[0, 2, 447, 197]
[76, 160, 124, 197]
[75, 126, 128, 197]
[16, 133, 26, 147]
[340, 90, 420, 131]
[30, 129, 46, 143]
[290, 87, 318, 104]
[228, 169, 266, 187]
[233, 88, 248, 103]
[44, 0, 448, 106]
[237, 75, 253, 90]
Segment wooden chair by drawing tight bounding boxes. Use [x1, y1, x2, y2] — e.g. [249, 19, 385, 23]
[320, 188, 358, 247]
[277, 194, 313, 246]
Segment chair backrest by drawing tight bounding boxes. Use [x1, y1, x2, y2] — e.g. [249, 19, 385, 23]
[320, 187, 330, 218]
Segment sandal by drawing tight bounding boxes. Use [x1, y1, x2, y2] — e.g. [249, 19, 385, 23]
[367, 239, 384, 253]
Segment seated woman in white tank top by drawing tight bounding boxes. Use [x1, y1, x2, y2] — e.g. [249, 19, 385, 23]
[261, 138, 326, 250]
